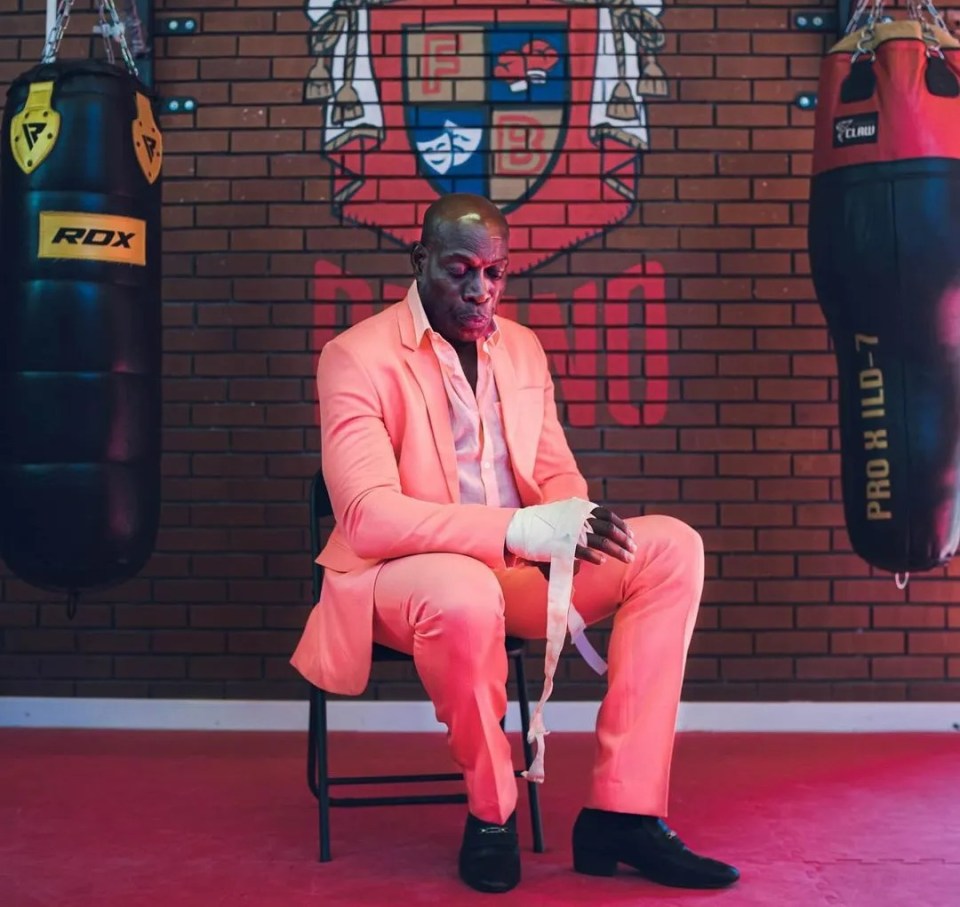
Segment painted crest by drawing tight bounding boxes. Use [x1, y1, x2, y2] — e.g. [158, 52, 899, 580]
[305, 0, 667, 273]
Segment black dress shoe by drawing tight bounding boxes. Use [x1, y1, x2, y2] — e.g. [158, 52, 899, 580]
[458, 811, 521, 894]
[572, 808, 740, 889]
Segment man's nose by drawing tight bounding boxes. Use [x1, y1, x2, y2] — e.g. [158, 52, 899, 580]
[463, 272, 491, 303]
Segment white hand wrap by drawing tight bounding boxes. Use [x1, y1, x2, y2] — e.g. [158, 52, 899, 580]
[505, 498, 608, 784]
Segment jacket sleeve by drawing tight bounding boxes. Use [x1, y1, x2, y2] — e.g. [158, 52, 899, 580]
[529, 340, 590, 504]
[317, 338, 517, 566]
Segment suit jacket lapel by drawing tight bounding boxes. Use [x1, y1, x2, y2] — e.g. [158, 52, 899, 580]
[489, 341, 540, 502]
[397, 291, 460, 503]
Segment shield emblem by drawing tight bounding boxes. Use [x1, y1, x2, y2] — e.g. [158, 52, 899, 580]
[404, 26, 568, 212]
[305, 0, 666, 273]
[9, 81, 60, 176]
[132, 92, 163, 184]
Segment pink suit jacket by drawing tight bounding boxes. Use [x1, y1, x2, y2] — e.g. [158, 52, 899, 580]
[290, 285, 589, 695]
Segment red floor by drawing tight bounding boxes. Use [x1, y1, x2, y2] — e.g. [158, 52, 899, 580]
[1, 729, 958, 906]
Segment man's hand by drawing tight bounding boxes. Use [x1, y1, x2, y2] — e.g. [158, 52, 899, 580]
[576, 506, 636, 566]
[532, 506, 635, 580]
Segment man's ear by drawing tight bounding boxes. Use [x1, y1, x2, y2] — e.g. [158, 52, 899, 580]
[410, 242, 427, 277]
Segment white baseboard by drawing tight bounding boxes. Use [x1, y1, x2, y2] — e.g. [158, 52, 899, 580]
[0, 697, 958, 733]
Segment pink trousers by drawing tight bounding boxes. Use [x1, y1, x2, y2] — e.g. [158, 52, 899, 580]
[371, 514, 704, 824]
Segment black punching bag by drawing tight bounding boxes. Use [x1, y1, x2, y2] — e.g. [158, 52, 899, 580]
[808, 11, 960, 575]
[0, 58, 163, 592]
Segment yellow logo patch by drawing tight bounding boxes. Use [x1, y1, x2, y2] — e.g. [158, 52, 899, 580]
[10, 81, 60, 175]
[38, 211, 147, 266]
[132, 92, 163, 184]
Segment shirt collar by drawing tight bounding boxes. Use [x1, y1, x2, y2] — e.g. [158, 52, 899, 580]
[406, 281, 501, 349]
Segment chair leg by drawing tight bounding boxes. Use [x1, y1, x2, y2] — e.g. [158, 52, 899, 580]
[313, 686, 333, 862]
[513, 653, 545, 853]
[307, 687, 318, 798]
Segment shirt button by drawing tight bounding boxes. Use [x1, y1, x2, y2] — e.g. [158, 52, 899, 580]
[483, 462, 492, 470]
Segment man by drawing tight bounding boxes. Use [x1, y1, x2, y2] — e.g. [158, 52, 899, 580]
[291, 194, 739, 893]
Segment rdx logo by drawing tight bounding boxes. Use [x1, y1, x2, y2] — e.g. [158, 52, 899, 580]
[51, 226, 137, 249]
[38, 211, 147, 266]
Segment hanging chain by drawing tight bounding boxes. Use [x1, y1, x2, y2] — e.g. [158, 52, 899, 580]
[97, 0, 115, 63]
[845, 0, 885, 35]
[41, 0, 76, 63]
[848, 0, 885, 61]
[100, 0, 141, 77]
[908, 0, 948, 57]
[909, 0, 949, 32]
[40, 0, 139, 77]
[848, 0, 952, 61]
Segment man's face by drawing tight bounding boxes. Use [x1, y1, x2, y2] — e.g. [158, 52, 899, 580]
[412, 216, 509, 346]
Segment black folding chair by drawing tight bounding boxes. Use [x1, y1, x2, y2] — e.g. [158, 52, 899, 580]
[305, 469, 545, 861]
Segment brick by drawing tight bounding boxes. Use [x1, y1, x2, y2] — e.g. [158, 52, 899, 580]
[681, 79, 751, 102]
[204, 10, 274, 31]
[721, 504, 794, 527]
[756, 428, 829, 451]
[906, 682, 960, 701]
[831, 631, 904, 655]
[77, 632, 151, 654]
[679, 428, 754, 451]
[905, 582, 960, 604]
[5, 629, 75, 653]
[759, 478, 830, 500]
[720, 605, 794, 630]
[685, 379, 756, 402]
[718, 354, 790, 376]
[723, 657, 793, 681]
[189, 657, 264, 680]
[683, 478, 754, 501]
[758, 528, 830, 552]
[720, 257, 792, 278]
[718, 453, 791, 476]
[718, 203, 790, 226]
[680, 326, 753, 346]
[717, 8, 789, 29]
[720, 403, 792, 427]
[227, 631, 300, 654]
[798, 554, 871, 577]
[873, 606, 946, 628]
[722, 554, 795, 578]
[41, 655, 111, 679]
[908, 633, 960, 655]
[690, 632, 754, 656]
[717, 105, 788, 128]
[756, 631, 828, 654]
[797, 503, 844, 526]
[607, 478, 680, 500]
[701, 528, 756, 554]
[678, 228, 751, 252]
[754, 179, 812, 201]
[796, 657, 869, 680]
[718, 154, 790, 178]
[873, 657, 946, 681]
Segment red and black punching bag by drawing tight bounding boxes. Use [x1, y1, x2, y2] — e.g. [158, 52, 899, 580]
[809, 6, 960, 575]
[0, 52, 163, 593]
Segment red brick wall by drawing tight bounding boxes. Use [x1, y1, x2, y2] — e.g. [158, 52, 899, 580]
[1, 0, 959, 703]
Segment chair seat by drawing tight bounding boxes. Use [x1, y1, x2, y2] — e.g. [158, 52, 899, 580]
[373, 637, 527, 662]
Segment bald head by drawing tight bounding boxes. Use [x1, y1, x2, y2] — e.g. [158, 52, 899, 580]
[411, 194, 510, 348]
[420, 193, 508, 247]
